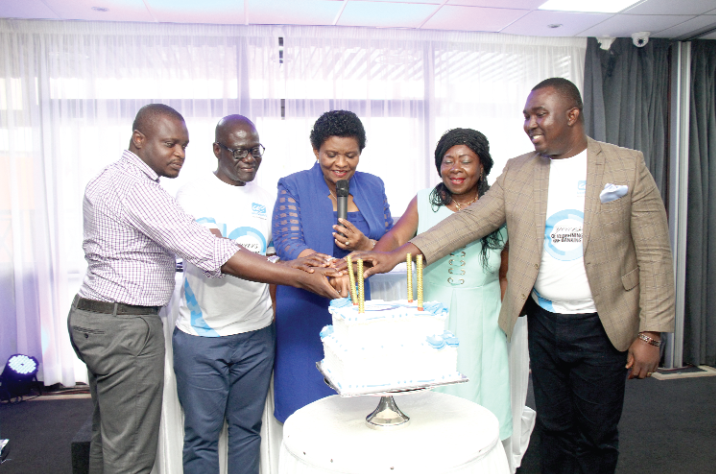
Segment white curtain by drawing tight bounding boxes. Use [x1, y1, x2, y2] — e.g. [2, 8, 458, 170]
[0, 19, 586, 386]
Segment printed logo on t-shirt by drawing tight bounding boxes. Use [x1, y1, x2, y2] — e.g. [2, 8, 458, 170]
[544, 209, 583, 261]
[197, 216, 268, 255]
[184, 279, 220, 337]
[577, 180, 586, 195]
[532, 288, 555, 312]
[251, 203, 267, 219]
[228, 226, 267, 255]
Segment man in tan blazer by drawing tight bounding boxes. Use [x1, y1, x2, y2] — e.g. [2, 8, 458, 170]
[359, 78, 675, 473]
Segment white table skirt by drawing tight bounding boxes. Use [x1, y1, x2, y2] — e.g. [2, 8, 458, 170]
[152, 269, 534, 474]
[279, 392, 510, 474]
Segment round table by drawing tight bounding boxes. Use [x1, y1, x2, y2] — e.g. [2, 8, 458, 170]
[279, 392, 510, 474]
[152, 269, 534, 474]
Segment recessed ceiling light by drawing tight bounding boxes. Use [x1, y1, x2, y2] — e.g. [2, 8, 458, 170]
[92, 6, 109, 13]
[538, 0, 641, 14]
[547, 24, 563, 29]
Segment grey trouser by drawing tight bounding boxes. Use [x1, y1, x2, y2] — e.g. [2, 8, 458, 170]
[68, 295, 165, 474]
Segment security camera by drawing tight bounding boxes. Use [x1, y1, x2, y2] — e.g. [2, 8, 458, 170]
[631, 32, 650, 48]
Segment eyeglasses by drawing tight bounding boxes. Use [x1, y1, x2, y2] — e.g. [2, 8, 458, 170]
[215, 142, 265, 160]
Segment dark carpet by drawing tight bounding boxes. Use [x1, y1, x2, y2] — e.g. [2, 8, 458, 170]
[517, 375, 716, 474]
[0, 397, 93, 474]
[1, 376, 715, 473]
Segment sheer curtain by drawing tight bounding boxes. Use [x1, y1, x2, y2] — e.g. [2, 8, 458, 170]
[279, 27, 585, 213]
[0, 19, 585, 387]
[0, 20, 284, 386]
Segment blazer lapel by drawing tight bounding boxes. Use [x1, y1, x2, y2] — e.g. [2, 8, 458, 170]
[583, 138, 604, 254]
[533, 153, 550, 246]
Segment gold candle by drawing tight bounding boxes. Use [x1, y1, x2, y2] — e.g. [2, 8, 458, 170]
[357, 258, 365, 313]
[416, 254, 423, 311]
[346, 257, 358, 305]
[406, 253, 413, 303]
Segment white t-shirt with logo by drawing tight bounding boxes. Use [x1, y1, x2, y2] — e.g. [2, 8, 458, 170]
[175, 173, 275, 337]
[532, 150, 597, 314]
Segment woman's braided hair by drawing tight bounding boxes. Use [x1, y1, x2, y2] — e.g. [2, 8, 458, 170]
[429, 128, 504, 267]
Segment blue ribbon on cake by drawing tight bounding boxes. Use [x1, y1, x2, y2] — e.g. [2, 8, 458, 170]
[426, 334, 446, 349]
[319, 325, 334, 339]
[329, 297, 353, 308]
[442, 331, 459, 347]
[426, 331, 460, 349]
[422, 301, 448, 316]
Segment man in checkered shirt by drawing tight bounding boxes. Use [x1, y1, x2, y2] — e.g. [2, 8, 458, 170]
[67, 104, 340, 474]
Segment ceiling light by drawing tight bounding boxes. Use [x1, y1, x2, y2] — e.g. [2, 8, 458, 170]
[538, 0, 641, 14]
[547, 24, 562, 29]
[92, 6, 109, 13]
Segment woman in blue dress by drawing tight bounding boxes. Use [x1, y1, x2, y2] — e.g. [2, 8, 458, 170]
[272, 110, 393, 422]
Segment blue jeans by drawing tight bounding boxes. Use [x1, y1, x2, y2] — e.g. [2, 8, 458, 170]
[173, 323, 275, 474]
[527, 304, 628, 474]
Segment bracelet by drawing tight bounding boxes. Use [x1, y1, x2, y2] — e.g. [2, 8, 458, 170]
[637, 332, 661, 347]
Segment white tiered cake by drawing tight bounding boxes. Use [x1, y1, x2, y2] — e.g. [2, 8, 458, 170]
[319, 297, 462, 396]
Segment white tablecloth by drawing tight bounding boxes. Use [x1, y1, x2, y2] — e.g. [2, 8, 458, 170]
[280, 392, 509, 474]
[152, 268, 535, 474]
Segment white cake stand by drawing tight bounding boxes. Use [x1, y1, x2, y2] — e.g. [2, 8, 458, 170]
[316, 361, 468, 430]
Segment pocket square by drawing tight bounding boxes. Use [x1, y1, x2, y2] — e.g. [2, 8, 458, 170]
[600, 183, 628, 203]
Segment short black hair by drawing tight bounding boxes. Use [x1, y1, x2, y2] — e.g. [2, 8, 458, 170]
[132, 104, 185, 135]
[309, 110, 366, 151]
[532, 77, 583, 113]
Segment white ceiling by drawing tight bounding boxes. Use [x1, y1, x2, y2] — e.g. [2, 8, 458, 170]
[2, 0, 716, 40]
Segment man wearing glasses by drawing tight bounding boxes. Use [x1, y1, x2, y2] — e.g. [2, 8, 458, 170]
[68, 106, 339, 474]
[172, 115, 278, 474]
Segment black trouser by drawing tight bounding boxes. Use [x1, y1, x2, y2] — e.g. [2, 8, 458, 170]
[527, 303, 628, 474]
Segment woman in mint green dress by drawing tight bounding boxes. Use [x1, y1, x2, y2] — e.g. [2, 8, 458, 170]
[374, 128, 511, 440]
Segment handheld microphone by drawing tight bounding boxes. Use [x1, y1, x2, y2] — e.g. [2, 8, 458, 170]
[336, 180, 350, 236]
